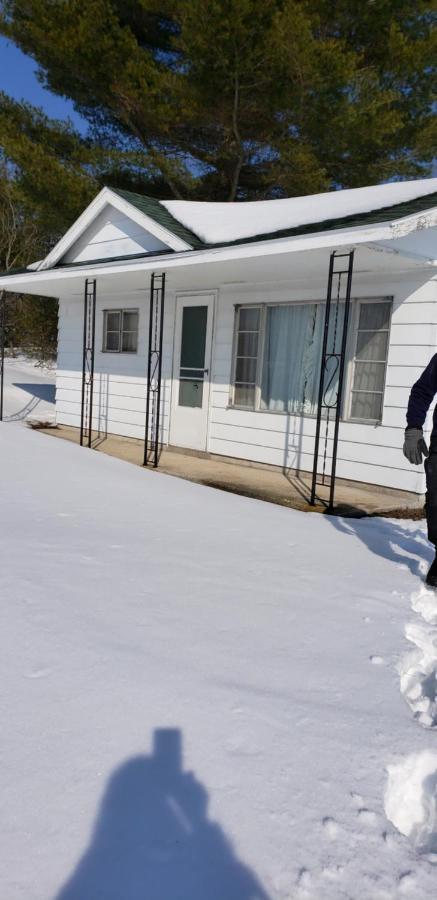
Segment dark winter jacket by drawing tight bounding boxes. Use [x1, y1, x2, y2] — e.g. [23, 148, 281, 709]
[407, 353, 437, 445]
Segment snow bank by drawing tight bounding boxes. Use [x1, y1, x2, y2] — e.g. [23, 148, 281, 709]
[384, 751, 437, 854]
[399, 619, 437, 728]
[162, 179, 437, 245]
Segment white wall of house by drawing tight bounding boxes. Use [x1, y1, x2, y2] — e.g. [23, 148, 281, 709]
[207, 273, 436, 495]
[55, 269, 436, 496]
[56, 288, 177, 444]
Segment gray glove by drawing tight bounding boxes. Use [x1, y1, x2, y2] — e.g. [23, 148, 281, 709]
[403, 427, 429, 465]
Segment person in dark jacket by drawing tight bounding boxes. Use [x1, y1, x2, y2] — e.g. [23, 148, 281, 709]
[404, 353, 437, 586]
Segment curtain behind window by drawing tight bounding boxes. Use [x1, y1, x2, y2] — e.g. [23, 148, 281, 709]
[261, 303, 343, 414]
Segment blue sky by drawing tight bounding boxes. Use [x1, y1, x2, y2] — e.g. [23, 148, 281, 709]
[0, 36, 87, 132]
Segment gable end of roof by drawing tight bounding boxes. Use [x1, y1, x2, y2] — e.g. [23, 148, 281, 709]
[110, 188, 205, 249]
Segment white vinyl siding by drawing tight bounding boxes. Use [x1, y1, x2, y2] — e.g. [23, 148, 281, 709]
[55, 273, 435, 496]
[208, 279, 433, 495]
[62, 205, 168, 264]
[56, 294, 175, 443]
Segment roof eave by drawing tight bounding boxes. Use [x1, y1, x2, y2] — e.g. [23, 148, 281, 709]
[1, 216, 435, 297]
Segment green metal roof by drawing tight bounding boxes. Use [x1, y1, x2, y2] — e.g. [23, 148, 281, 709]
[111, 187, 205, 249]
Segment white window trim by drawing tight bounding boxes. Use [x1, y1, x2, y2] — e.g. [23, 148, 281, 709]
[229, 297, 392, 424]
[102, 307, 139, 354]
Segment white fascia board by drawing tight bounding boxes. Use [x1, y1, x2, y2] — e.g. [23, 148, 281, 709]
[38, 187, 192, 270]
[2, 217, 436, 294]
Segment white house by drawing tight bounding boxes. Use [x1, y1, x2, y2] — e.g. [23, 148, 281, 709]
[1, 178, 437, 502]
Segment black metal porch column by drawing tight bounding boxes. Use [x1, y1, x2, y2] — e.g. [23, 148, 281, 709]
[310, 250, 354, 511]
[79, 278, 97, 447]
[0, 290, 5, 422]
[144, 271, 166, 467]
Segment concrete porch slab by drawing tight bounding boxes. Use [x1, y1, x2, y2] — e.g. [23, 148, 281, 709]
[37, 425, 424, 519]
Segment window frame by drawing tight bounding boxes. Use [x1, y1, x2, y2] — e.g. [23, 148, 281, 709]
[102, 307, 139, 354]
[345, 297, 392, 425]
[229, 297, 392, 424]
[230, 304, 266, 410]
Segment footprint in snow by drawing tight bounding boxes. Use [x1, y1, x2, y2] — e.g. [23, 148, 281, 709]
[369, 655, 386, 666]
[322, 816, 340, 839]
[297, 867, 312, 889]
[357, 807, 378, 827]
[398, 871, 417, 895]
[321, 864, 344, 881]
[26, 667, 52, 679]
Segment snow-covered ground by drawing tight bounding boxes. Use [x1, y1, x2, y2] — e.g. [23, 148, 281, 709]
[1, 356, 56, 424]
[1, 420, 437, 899]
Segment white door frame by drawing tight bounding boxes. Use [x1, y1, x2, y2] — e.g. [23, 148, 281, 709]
[169, 290, 216, 451]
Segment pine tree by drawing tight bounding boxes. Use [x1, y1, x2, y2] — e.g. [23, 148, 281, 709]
[0, 0, 435, 202]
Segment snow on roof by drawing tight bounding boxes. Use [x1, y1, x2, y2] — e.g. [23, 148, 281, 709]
[162, 179, 437, 245]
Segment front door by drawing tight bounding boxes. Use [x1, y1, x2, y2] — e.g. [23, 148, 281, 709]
[170, 294, 214, 451]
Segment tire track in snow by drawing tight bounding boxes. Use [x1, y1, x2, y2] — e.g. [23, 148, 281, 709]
[384, 576, 437, 857]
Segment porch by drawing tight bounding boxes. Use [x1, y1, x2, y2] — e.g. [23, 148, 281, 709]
[37, 423, 424, 518]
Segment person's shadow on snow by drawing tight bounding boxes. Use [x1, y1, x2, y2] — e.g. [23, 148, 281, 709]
[56, 728, 270, 900]
[328, 514, 432, 578]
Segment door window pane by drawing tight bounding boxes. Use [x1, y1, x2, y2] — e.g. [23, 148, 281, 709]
[178, 305, 208, 408]
[180, 306, 207, 370]
[179, 379, 204, 407]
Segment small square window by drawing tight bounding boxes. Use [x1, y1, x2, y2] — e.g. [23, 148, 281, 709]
[103, 309, 139, 353]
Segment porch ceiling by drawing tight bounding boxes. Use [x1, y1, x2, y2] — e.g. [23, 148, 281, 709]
[0, 240, 434, 300]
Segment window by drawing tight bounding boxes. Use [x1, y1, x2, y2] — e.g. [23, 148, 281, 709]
[349, 301, 391, 422]
[233, 306, 261, 408]
[231, 299, 391, 423]
[103, 309, 139, 353]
